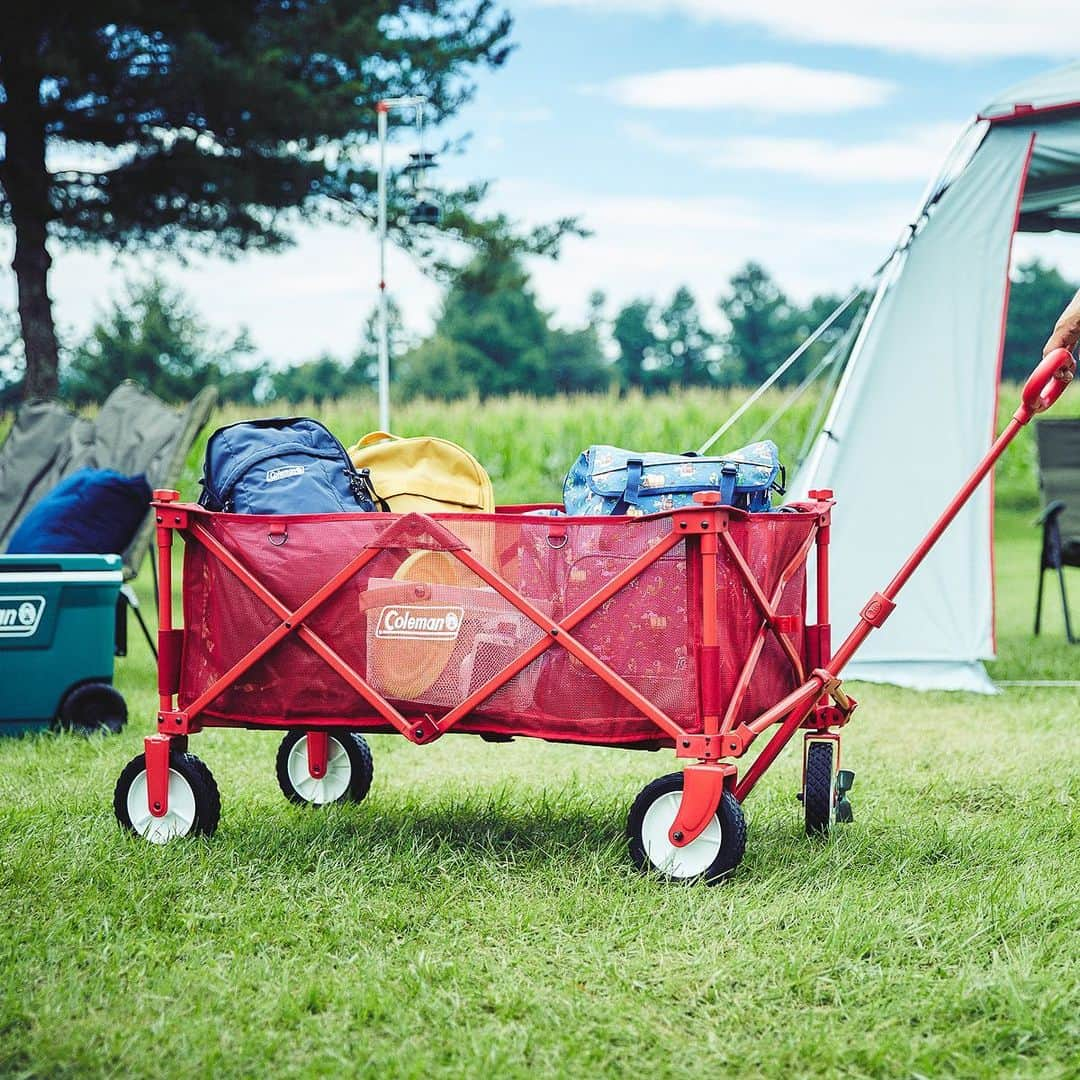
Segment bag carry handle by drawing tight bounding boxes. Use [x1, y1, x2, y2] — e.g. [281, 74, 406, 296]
[1015, 348, 1075, 424]
[356, 430, 399, 449]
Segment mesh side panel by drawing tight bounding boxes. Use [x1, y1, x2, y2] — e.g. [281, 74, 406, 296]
[717, 518, 811, 725]
[177, 509, 816, 740]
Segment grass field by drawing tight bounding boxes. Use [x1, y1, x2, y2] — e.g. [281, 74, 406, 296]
[1, 388, 1078, 1078]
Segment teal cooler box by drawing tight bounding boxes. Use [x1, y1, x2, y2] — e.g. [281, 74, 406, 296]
[0, 554, 128, 735]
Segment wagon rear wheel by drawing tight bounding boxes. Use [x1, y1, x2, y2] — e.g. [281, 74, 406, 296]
[627, 772, 746, 884]
[276, 731, 373, 806]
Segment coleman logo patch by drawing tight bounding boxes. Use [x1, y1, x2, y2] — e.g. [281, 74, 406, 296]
[266, 465, 305, 483]
[375, 606, 463, 641]
[0, 595, 45, 638]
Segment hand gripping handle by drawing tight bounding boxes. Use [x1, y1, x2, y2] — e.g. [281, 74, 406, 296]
[1014, 348, 1075, 424]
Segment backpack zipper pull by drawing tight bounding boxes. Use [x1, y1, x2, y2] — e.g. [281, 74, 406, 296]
[348, 467, 390, 511]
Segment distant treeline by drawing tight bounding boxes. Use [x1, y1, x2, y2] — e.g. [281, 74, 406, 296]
[1, 255, 1073, 409]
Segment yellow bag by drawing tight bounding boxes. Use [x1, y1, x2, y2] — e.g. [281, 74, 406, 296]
[347, 431, 494, 515]
[350, 431, 496, 699]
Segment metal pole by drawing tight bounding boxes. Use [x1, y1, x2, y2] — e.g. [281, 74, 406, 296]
[376, 102, 390, 433]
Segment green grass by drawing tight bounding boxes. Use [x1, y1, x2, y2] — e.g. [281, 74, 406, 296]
[2, 389, 1079, 1077]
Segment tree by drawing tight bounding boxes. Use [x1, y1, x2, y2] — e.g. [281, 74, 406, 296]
[655, 286, 716, 389]
[349, 296, 407, 392]
[717, 262, 801, 387]
[395, 334, 480, 401]
[63, 276, 256, 405]
[1004, 260, 1079, 381]
[0, 309, 25, 408]
[612, 299, 656, 395]
[0, 1, 513, 399]
[397, 245, 607, 400]
[269, 354, 354, 406]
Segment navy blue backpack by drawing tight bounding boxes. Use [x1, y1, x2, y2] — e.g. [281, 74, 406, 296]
[199, 418, 385, 514]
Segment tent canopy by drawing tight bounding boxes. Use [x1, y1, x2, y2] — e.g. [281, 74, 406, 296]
[794, 62, 1080, 693]
[980, 62, 1080, 121]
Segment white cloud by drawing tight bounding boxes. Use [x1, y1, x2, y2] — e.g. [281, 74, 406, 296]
[535, 0, 1075, 60]
[485, 180, 911, 331]
[624, 120, 962, 183]
[592, 63, 894, 114]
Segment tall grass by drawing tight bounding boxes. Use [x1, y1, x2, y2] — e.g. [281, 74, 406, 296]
[6, 379, 1075, 510]
[174, 380, 1080, 511]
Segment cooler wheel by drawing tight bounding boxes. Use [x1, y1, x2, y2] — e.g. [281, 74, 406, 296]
[60, 682, 127, 736]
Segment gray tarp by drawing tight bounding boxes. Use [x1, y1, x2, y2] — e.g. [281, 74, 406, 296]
[0, 382, 216, 576]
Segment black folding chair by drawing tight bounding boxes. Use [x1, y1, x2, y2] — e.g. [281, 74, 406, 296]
[1034, 418, 1080, 643]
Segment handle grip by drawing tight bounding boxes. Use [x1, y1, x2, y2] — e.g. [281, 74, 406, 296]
[1014, 348, 1075, 424]
[355, 430, 397, 449]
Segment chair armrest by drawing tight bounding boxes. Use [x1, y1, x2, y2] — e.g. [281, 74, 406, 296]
[1034, 500, 1067, 527]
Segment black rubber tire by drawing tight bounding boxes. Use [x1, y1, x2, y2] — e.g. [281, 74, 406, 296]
[113, 751, 221, 839]
[59, 682, 127, 736]
[627, 772, 747, 885]
[804, 741, 837, 837]
[275, 731, 374, 806]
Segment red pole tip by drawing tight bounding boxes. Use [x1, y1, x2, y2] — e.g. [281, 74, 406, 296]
[376, 101, 390, 113]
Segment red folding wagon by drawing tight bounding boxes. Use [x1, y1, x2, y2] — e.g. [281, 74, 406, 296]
[113, 354, 1074, 882]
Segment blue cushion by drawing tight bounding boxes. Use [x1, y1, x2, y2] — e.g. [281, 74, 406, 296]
[7, 468, 152, 555]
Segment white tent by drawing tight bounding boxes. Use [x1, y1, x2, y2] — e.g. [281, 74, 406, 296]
[794, 63, 1080, 693]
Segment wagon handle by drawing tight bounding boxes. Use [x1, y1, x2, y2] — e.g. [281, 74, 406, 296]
[1014, 347, 1075, 424]
[823, 347, 1075, 677]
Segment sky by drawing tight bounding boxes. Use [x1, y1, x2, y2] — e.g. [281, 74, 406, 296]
[2, 1, 1079, 368]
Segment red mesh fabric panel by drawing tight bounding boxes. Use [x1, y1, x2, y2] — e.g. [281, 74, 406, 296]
[716, 517, 812, 725]
[177, 508, 817, 744]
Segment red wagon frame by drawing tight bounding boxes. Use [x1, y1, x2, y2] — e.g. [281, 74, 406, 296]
[121, 351, 1074, 879]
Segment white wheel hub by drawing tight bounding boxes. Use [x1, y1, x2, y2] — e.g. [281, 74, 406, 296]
[126, 768, 198, 844]
[640, 790, 722, 879]
[287, 736, 352, 804]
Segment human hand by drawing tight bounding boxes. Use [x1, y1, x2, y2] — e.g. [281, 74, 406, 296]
[1044, 288, 1080, 357]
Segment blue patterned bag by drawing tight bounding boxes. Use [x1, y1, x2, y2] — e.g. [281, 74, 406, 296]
[562, 441, 783, 517]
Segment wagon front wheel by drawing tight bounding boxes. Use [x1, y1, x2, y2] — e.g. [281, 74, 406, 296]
[627, 772, 747, 884]
[114, 751, 220, 843]
[276, 731, 373, 806]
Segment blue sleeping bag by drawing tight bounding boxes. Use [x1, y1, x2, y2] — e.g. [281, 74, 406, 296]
[7, 468, 152, 555]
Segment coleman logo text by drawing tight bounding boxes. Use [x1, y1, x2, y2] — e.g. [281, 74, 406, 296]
[0, 595, 46, 638]
[266, 464, 306, 483]
[375, 606, 463, 641]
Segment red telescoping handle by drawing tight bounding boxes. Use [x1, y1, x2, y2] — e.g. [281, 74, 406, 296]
[1013, 347, 1076, 424]
[827, 348, 1076, 676]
